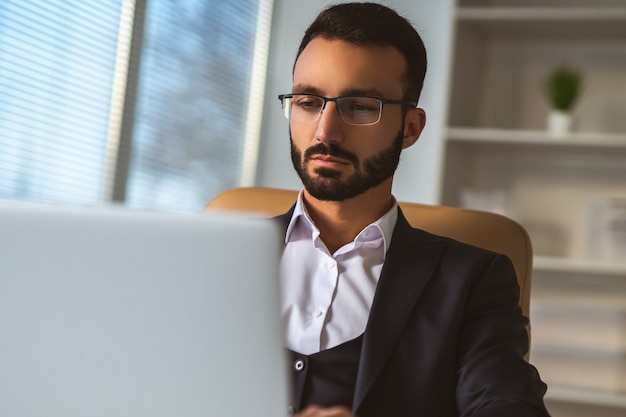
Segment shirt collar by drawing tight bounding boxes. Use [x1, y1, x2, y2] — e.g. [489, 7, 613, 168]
[285, 190, 398, 255]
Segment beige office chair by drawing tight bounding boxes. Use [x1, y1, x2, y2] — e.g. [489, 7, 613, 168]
[205, 186, 533, 354]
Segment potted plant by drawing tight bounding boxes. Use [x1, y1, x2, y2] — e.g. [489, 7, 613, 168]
[544, 65, 584, 136]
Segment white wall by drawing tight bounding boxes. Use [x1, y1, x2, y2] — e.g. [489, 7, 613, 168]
[256, 0, 455, 204]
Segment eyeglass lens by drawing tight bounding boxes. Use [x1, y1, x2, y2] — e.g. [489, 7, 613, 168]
[283, 95, 382, 126]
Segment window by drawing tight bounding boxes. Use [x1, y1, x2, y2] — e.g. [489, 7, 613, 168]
[0, 0, 123, 205]
[0, 0, 272, 214]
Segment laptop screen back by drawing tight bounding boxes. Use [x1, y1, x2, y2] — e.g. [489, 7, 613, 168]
[0, 202, 287, 417]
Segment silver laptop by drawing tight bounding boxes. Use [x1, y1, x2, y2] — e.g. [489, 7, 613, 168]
[0, 202, 287, 417]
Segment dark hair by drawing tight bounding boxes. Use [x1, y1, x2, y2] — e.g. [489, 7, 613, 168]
[295, 2, 427, 102]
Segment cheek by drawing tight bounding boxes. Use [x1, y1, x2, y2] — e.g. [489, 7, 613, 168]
[291, 124, 325, 163]
[357, 128, 392, 154]
[289, 130, 308, 163]
[289, 123, 314, 147]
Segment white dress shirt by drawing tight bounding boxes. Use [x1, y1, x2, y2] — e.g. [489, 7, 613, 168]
[280, 191, 398, 355]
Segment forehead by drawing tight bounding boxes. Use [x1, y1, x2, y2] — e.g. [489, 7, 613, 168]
[293, 37, 406, 98]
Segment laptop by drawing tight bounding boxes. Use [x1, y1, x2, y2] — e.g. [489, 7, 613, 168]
[0, 201, 288, 417]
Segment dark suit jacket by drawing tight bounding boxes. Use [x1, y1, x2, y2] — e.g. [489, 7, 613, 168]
[278, 206, 550, 417]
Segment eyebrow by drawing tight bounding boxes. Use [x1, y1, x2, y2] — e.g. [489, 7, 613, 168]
[291, 84, 386, 99]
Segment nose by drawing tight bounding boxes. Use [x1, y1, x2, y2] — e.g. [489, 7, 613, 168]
[314, 100, 344, 144]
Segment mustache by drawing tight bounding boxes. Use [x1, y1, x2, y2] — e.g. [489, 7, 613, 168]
[303, 143, 359, 168]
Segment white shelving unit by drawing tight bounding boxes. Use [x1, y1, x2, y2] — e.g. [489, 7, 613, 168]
[448, 127, 626, 149]
[442, 1, 626, 416]
[546, 385, 626, 410]
[535, 255, 626, 277]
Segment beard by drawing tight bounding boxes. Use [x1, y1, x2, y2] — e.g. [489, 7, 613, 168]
[290, 128, 404, 202]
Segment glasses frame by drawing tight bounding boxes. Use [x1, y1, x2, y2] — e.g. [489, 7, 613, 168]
[278, 93, 418, 126]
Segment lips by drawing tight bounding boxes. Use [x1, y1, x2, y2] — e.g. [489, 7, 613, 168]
[311, 155, 349, 164]
[310, 153, 352, 168]
[303, 143, 360, 168]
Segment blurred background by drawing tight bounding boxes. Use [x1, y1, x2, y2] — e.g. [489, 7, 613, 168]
[1, 1, 626, 416]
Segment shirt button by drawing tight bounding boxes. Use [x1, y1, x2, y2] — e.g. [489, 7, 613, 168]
[327, 261, 335, 269]
[293, 359, 305, 372]
[313, 309, 323, 318]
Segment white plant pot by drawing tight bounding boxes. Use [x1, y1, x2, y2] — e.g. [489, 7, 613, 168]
[547, 110, 573, 138]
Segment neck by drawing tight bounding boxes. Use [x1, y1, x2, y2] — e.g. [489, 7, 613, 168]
[302, 182, 394, 254]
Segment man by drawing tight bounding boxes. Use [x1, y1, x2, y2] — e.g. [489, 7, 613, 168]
[277, 3, 550, 416]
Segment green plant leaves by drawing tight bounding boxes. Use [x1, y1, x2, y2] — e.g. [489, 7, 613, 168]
[544, 66, 584, 111]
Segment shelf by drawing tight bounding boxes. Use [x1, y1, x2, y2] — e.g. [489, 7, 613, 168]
[546, 385, 626, 409]
[458, 7, 626, 21]
[534, 256, 626, 277]
[533, 339, 626, 356]
[456, 7, 626, 39]
[447, 3, 626, 413]
[447, 127, 626, 150]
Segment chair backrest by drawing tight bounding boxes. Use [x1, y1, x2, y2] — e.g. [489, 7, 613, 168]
[205, 186, 533, 341]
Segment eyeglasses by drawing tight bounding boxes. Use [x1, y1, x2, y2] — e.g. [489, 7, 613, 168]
[278, 93, 418, 126]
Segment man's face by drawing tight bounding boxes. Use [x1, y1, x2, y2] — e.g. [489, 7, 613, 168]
[289, 37, 412, 202]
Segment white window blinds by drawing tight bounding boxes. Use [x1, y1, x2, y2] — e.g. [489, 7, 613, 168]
[0, 0, 272, 214]
[0, 0, 123, 205]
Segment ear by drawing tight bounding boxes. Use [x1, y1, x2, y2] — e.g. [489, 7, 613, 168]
[402, 107, 426, 149]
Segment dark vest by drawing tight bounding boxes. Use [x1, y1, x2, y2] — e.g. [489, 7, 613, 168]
[287, 335, 363, 414]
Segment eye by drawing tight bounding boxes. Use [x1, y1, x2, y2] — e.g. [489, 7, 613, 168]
[341, 98, 379, 114]
[293, 95, 323, 112]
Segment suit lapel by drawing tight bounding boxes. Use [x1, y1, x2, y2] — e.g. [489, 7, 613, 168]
[352, 210, 447, 411]
[277, 206, 448, 411]
[274, 207, 295, 232]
